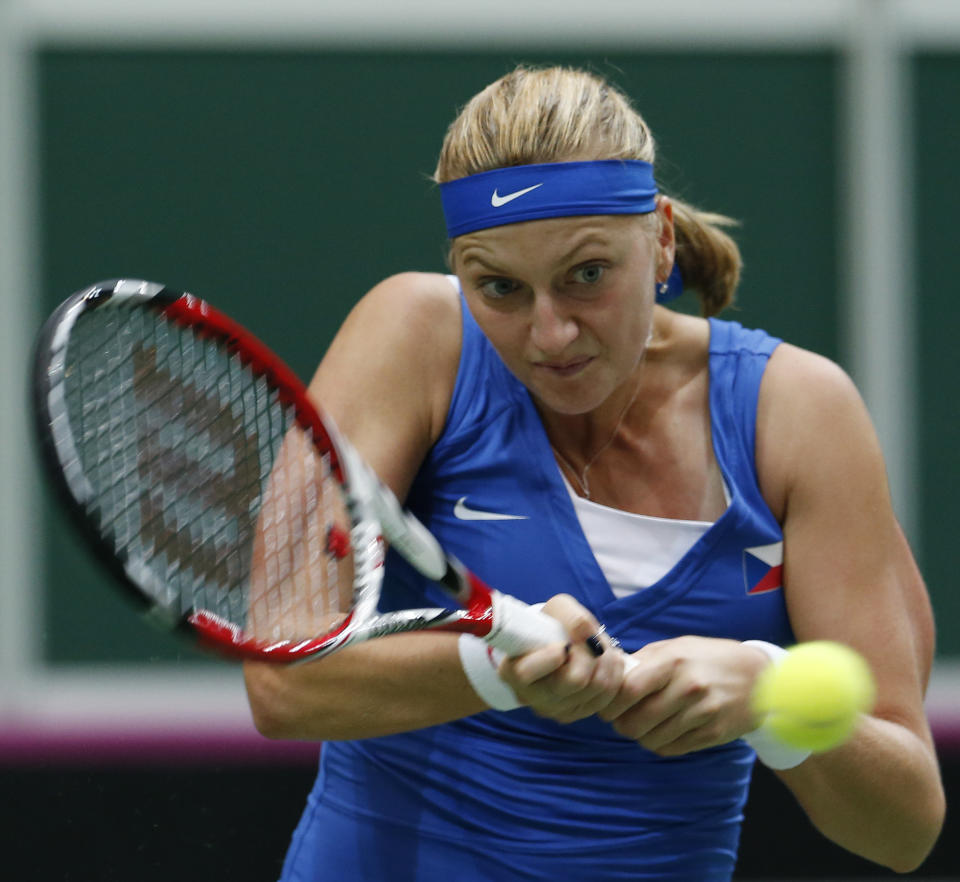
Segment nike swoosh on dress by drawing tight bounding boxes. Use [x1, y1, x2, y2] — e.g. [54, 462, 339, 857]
[453, 497, 529, 521]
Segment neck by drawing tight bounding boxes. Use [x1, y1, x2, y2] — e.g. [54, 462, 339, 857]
[546, 363, 646, 499]
[543, 313, 674, 498]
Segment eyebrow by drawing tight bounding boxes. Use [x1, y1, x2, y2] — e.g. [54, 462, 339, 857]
[457, 251, 507, 273]
[564, 232, 616, 260]
[457, 232, 615, 272]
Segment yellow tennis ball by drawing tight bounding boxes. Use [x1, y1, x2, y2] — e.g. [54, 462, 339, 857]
[751, 641, 876, 753]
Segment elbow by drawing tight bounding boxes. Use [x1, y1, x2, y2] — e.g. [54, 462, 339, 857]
[249, 703, 294, 742]
[243, 662, 310, 740]
[879, 783, 946, 874]
[885, 842, 940, 876]
[793, 751, 947, 874]
[896, 807, 946, 874]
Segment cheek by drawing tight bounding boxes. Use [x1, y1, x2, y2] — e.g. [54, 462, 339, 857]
[601, 282, 655, 348]
[463, 299, 527, 362]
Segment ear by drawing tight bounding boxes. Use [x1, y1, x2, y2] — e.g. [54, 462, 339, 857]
[654, 196, 676, 281]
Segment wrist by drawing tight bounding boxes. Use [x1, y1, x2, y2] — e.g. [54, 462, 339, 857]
[741, 640, 812, 770]
[458, 634, 521, 711]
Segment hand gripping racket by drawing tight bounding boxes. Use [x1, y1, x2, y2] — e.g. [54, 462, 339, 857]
[32, 279, 568, 663]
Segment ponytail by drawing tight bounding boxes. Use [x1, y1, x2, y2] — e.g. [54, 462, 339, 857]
[669, 197, 742, 317]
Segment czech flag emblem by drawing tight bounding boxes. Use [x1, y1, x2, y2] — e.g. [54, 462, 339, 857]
[743, 541, 784, 595]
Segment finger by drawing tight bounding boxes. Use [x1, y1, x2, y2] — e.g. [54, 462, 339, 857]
[615, 699, 698, 749]
[628, 706, 730, 756]
[541, 594, 602, 646]
[597, 651, 674, 721]
[500, 642, 570, 687]
[536, 640, 602, 701]
[609, 669, 712, 743]
[506, 642, 628, 723]
[547, 643, 632, 722]
[568, 647, 630, 716]
[612, 696, 693, 744]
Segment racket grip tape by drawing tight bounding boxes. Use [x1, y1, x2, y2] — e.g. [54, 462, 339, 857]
[485, 592, 568, 656]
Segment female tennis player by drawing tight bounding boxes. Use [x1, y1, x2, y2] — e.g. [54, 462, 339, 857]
[244, 65, 944, 880]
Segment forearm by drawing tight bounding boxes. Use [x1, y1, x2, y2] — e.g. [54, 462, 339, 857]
[244, 632, 487, 741]
[776, 715, 944, 872]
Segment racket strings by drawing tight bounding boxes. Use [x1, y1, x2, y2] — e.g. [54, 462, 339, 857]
[60, 304, 354, 644]
[243, 419, 355, 645]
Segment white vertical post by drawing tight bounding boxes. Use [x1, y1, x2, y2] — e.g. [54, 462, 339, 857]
[842, 0, 917, 539]
[0, 1, 40, 717]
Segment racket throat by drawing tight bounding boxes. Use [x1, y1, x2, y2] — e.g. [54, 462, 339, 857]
[458, 569, 497, 636]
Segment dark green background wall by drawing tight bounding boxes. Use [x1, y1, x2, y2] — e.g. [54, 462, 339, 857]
[34, 47, 949, 662]
[915, 53, 960, 659]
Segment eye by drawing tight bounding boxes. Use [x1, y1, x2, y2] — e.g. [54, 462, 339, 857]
[479, 278, 520, 298]
[572, 264, 605, 285]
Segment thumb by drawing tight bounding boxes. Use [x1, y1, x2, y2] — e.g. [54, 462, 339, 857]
[540, 594, 601, 645]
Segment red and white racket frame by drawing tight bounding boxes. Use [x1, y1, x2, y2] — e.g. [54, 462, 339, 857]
[33, 279, 566, 665]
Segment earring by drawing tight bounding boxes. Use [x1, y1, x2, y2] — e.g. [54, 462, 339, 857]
[656, 265, 684, 303]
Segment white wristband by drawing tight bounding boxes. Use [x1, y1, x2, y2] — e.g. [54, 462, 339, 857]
[458, 634, 521, 711]
[741, 640, 812, 770]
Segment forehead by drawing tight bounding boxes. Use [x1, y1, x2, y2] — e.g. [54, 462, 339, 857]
[453, 214, 653, 268]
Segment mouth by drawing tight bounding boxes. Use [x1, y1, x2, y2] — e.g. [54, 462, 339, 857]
[533, 355, 594, 378]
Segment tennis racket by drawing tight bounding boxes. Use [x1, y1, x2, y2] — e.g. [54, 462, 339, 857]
[32, 278, 569, 664]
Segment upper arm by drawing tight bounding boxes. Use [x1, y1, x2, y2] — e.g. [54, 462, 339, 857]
[242, 274, 473, 739]
[307, 271, 462, 500]
[755, 344, 935, 740]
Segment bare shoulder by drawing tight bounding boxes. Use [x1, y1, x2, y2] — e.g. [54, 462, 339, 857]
[310, 272, 462, 494]
[319, 271, 461, 392]
[342, 271, 462, 356]
[759, 343, 873, 440]
[756, 343, 883, 519]
[366, 271, 462, 328]
[762, 342, 861, 400]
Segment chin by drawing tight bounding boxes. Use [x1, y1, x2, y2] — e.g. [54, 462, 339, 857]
[532, 386, 605, 416]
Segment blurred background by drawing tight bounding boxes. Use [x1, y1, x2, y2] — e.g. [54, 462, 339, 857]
[1, 0, 957, 878]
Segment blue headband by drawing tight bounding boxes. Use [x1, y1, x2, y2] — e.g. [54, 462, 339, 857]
[440, 159, 683, 302]
[440, 159, 658, 237]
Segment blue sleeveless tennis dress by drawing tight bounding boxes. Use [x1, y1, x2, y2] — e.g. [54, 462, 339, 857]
[279, 296, 792, 881]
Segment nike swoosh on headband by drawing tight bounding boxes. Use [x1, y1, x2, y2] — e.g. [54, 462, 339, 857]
[490, 183, 543, 207]
[454, 497, 529, 521]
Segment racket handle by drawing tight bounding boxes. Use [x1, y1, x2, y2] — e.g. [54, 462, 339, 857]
[486, 592, 568, 656]
[487, 593, 641, 673]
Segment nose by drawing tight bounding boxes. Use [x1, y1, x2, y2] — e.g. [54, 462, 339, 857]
[529, 290, 579, 354]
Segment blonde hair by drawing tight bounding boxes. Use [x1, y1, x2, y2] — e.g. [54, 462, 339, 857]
[434, 65, 741, 317]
